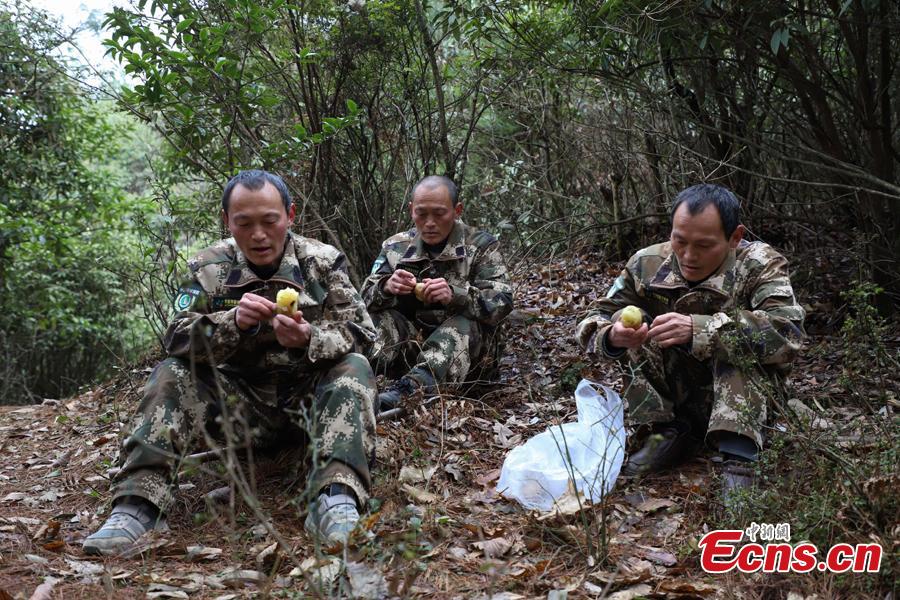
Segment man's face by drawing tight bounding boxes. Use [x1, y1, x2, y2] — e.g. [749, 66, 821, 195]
[410, 184, 462, 245]
[670, 202, 743, 283]
[223, 182, 294, 268]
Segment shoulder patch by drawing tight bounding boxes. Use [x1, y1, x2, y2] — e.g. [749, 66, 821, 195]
[173, 283, 204, 312]
[606, 275, 626, 298]
[370, 255, 387, 275]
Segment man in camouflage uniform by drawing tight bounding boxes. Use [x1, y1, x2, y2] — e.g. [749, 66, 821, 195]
[576, 184, 805, 497]
[362, 175, 513, 412]
[83, 170, 377, 555]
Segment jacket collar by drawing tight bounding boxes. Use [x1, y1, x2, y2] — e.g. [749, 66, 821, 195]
[223, 233, 305, 289]
[400, 220, 467, 262]
[649, 243, 737, 298]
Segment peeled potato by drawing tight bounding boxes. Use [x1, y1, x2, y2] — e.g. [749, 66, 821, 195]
[414, 282, 426, 302]
[620, 305, 643, 329]
[276, 288, 299, 316]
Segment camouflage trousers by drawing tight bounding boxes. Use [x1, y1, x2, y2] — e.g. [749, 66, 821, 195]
[369, 310, 494, 388]
[623, 342, 782, 449]
[112, 354, 376, 513]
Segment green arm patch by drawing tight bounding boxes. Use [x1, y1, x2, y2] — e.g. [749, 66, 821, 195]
[173, 283, 204, 312]
[370, 255, 387, 275]
[606, 275, 626, 298]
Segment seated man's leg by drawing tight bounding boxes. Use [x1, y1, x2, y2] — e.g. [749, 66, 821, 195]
[304, 352, 377, 545]
[412, 314, 483, 386]
[378, 315, 483, 411]
[620, 344, 711, 476]
[708, 357, 778, 499]
[369, 309, 420, 378]
[84, 357, 225, 555]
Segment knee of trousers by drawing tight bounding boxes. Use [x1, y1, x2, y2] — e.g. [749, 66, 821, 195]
[369, 310, 416, 362]
[319, 353, 377, 414]
[146, 357, 193, 390]
[427, 315, 482, 350]
[327, 353, 376, 387]
[137, 356, 206, 415]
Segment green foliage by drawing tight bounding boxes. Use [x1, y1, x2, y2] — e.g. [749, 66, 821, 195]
[724, 428, 898, 595]
[0, 2, 157, 403]
[838, 282, 895, 402]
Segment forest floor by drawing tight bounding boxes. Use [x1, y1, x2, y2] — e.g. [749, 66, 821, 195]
[1, 249, 897, 599]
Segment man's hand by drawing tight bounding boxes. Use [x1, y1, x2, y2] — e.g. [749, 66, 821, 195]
[607, 320, 649, 349]
[421, 277, 452, 305]
[648, 312, 693, 348]
[272, 312, 312, 348]
[383, 269, 417, 295]
[236, 293, 275, 331]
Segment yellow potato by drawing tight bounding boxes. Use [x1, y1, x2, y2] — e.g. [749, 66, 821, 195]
[275, 288, 299, 316]
[414, 282, 426, 302]
[620, 305, 643, 329]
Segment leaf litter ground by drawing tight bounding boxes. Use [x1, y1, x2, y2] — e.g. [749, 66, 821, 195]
[1, 252, 897, 599]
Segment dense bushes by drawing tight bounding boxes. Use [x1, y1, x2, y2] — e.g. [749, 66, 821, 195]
[0, 3, 156, 403]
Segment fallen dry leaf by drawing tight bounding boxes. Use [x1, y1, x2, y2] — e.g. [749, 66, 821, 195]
[255, 542, 278, 570]
[28, 576, 59, 600]
[658, 579, 720, 595]
[145, 583, 189, 599]
[402, 483, 439, 504]
[635, 497, 675, 513]
[346, 561, 388, 600]
[399, 464, 437, 484]
[63, 558, 105, 581]
[608, 583, 652, 600]
[472, 536, 513, 558]
[220, 569, 267, 589]
[536, 480, 590, 520]
[185, 545, 223, 562]
[1, 516, 39, 526]
[294, 556, 342, 587]
[644, 549, 677, 567]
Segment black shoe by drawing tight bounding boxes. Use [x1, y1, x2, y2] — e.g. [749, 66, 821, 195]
[718, 455, 756, 511]
[376, 376, 420, 413]
[621, 420, 699, 477]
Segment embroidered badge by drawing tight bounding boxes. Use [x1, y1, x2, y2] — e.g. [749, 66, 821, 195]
[173, 285, 202, 312]
[370, 255, 387, 275]
[606, 275, 626, 298]
[210, 297, 240, 311]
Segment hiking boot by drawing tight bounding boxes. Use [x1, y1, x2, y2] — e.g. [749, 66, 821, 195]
[304, 490, 360, 546]
[82, 497, 167, 556]
[376, 376, 421, 413]
[621, 420, 699, 477]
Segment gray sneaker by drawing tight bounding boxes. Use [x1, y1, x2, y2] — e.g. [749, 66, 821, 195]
[304, 493, 359, 546]
[82, 499, 167, 556]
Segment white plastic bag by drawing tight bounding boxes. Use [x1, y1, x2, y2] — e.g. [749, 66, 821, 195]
[496, 379, 626, 511]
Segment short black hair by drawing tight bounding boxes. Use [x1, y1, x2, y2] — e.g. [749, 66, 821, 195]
[412, 175, 459, 206]
[670, 184, 741, 238]
[221, 169, 292, 214]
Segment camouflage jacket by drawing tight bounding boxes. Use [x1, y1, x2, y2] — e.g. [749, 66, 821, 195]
[361, 220, 513, 328]
[576, 240, 805, 369]
[165, 232, 376, 379]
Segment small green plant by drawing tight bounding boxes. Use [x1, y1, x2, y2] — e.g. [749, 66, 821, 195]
[838, 282, 894, 404]
[560, 361, 586, 392]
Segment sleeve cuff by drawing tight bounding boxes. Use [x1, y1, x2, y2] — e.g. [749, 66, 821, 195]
[306, 324, 325, 363]
[449, 284, 471, 310]
[600, 328, 628, 359]
[233, 313, 261, 337]
[372, 276, 398, 308]
[690, 312, 733, 360]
